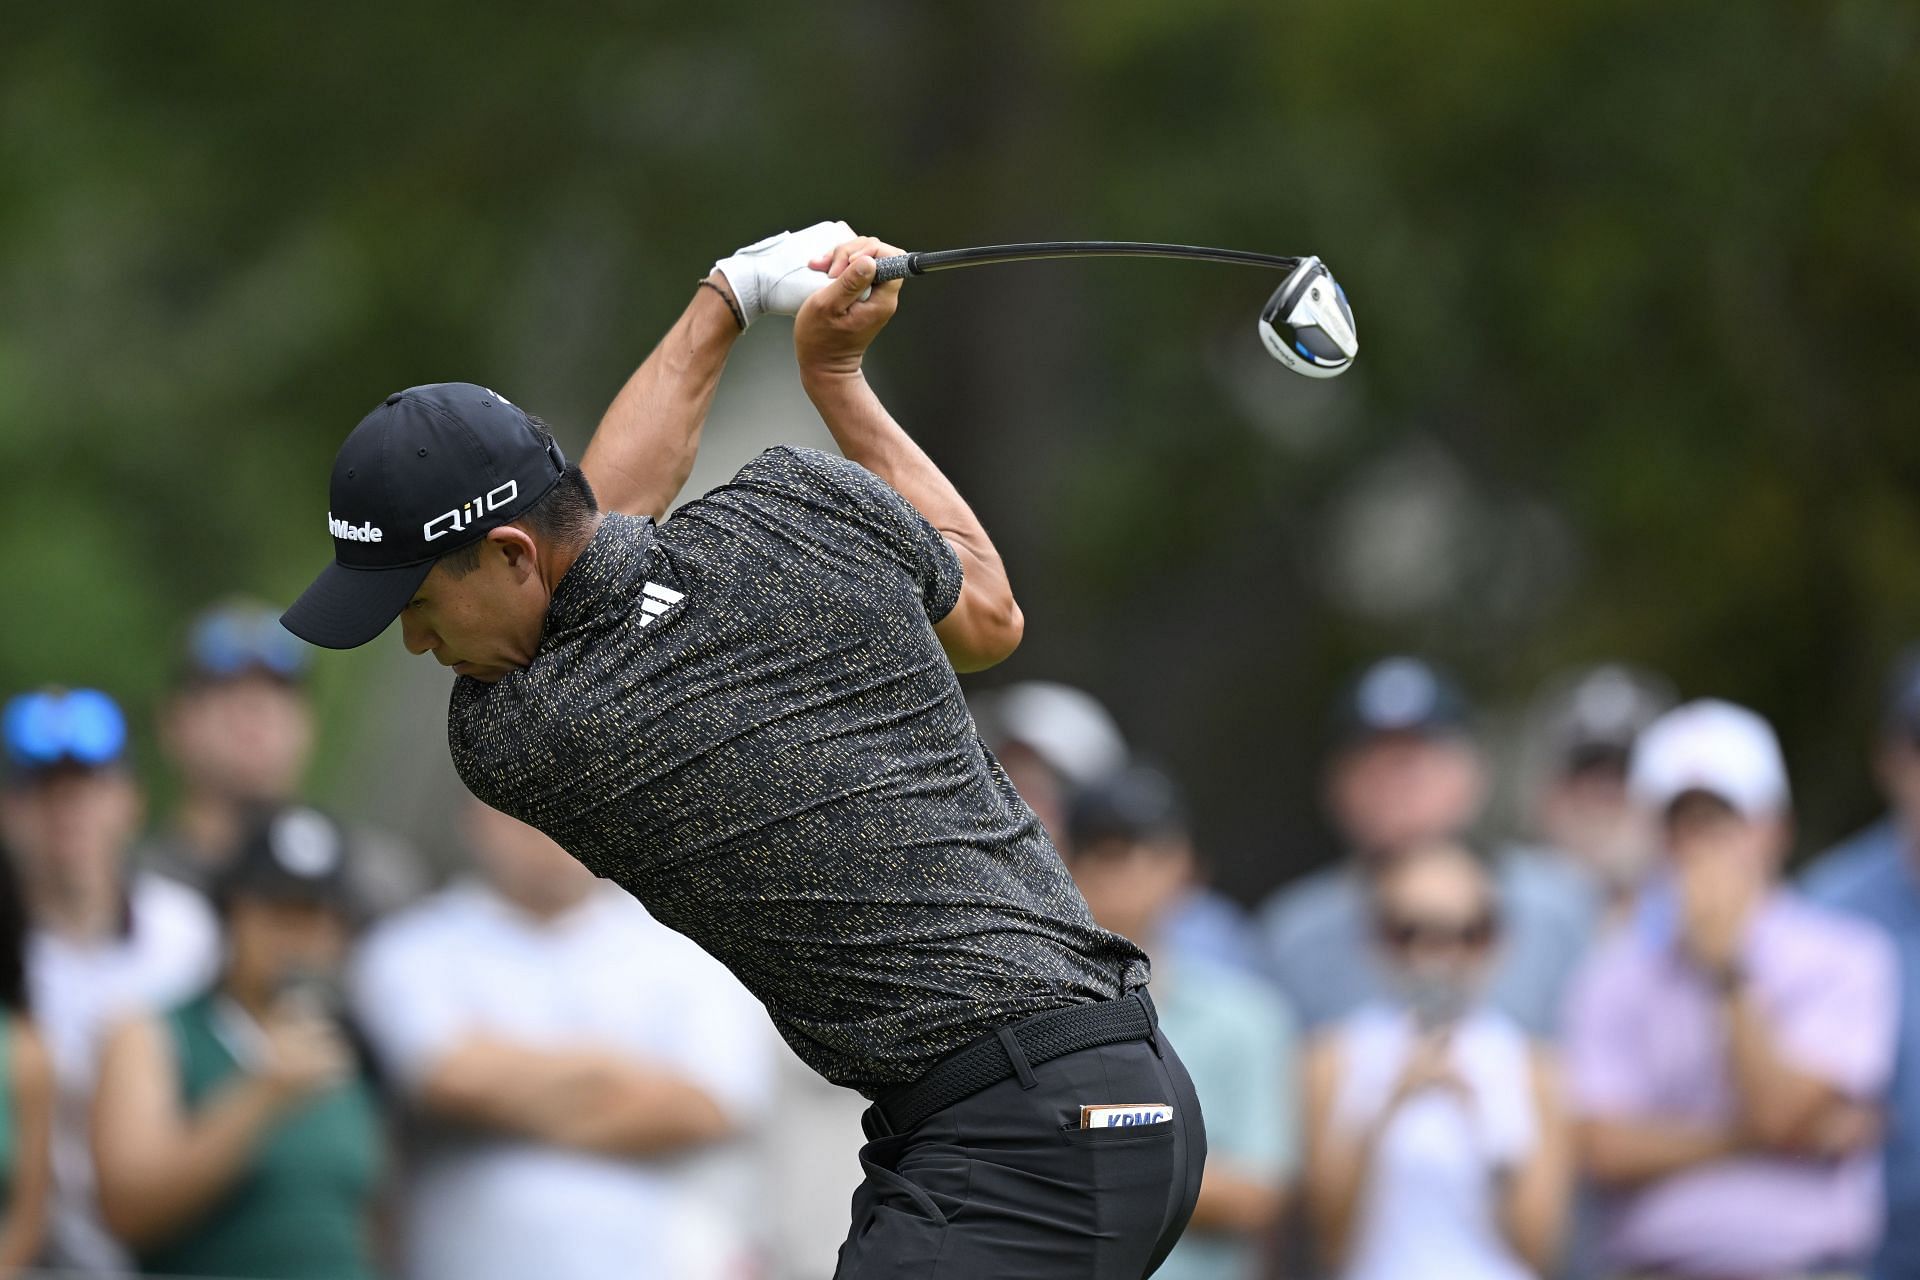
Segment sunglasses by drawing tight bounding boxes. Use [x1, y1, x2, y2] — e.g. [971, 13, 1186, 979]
[189, 609, 310, 682]
[1375, 913, 1497, 952]
[3, 688, 129, 771]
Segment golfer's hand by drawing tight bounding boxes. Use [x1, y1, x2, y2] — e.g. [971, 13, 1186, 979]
[795, 236, 905, 381]
[711, 221, 853, 328]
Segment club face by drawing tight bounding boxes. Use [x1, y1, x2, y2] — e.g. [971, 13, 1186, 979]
[1258, 256, 1357, 378]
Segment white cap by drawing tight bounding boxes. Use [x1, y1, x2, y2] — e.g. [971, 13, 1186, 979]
[1628, 698, 1790, 820]
[973, 682, 1127, 788]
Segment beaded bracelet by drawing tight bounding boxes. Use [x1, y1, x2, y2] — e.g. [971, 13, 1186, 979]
[697, 278, 747, 332]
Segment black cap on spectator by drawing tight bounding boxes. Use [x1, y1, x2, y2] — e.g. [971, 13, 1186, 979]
[1067, 765, 1189, 851]
[1883, 647, 1920, 743]
[1336, 657, 1471, 745]
[1537, 664, 1675, 775]
[215, 806, 353, 913]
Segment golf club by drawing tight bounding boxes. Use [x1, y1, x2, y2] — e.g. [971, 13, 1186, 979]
[872, 241, 1359, 378]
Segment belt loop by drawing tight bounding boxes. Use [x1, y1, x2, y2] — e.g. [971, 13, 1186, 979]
[863, 1103, 894, 1140]
[997, 1026, 1039, 1091]
[1134, 989, 1162, 1056]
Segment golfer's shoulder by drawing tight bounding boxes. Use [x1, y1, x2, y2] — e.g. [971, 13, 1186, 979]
[733, 444, 884, 497]
[680, 446, 904, 538]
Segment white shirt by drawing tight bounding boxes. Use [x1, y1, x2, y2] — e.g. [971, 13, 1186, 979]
[1333, 1003, 1540, 1280]
[352, 879, 779, 1280]
[29, 871, 221, 1270]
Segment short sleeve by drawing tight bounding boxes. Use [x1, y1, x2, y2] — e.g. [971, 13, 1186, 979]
[1772, 922, 1899, 1100]
[1562, 945, 1656, 1118]
[733, 447, 964, 622]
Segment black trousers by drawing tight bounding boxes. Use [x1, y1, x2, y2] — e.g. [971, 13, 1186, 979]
[833, 994, 1207, 1278]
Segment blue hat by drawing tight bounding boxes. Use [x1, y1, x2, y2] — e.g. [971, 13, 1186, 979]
[3, 688, 129, 777]
[185, 600, 311, 686]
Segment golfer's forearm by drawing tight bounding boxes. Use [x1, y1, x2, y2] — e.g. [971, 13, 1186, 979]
[580, 276, 740, 521]
[802, 368, 1023, 670]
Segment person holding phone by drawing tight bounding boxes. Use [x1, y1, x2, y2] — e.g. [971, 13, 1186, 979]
[1304, 839, 1571, 1280]
[92, 805, 383, 1279]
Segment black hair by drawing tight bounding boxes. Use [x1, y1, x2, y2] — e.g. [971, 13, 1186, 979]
[437, 417, 599, 578]
[0, 851, 32, 1015]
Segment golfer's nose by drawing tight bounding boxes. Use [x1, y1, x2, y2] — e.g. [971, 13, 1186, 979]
[400, 612, 436, 656]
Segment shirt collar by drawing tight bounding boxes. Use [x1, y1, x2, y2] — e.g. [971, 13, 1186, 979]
[541, 513, 655, 644]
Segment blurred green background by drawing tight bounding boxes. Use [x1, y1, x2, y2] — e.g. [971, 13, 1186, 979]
[5, 2, 1918, 898]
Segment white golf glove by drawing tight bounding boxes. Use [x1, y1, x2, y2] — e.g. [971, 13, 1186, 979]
[712, 220, 856, 328]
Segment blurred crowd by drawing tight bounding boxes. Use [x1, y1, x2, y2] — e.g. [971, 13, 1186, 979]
[2, 604, 1918, 1280]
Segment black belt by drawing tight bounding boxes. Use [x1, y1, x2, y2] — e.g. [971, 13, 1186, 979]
[874, 990, 1158, 1135]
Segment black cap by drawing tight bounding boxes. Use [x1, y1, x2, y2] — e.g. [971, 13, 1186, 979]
[1067, 765, 1190, 850]
[216, 805, 353, 912]
[282, 383, 567, 649]
[1336, 656, 1472, 744]
[1536, 664, 1674, 774]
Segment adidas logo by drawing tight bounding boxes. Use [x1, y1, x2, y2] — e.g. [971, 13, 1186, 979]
[637, 581, 684, 627]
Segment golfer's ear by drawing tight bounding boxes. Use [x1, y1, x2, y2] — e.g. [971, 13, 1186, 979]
[489, 525, 540, 579]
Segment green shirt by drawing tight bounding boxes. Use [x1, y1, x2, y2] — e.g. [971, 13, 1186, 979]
[138, 992, 382, 1280]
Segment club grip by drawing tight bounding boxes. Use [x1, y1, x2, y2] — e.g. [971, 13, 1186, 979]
[873, 254, 914, 283]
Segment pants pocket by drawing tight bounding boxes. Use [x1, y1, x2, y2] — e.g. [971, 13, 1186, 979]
[856, 1132, 948, 1224]
[1060, 1118, 1177, 1146]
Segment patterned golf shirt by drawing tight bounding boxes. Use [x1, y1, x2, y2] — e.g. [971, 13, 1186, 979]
[448, 446, 1147, 1095]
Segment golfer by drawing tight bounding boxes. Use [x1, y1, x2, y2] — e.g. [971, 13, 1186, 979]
[282, 224, 1204, 1277]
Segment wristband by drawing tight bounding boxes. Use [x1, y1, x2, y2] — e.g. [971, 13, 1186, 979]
[697, 278, 746, 332]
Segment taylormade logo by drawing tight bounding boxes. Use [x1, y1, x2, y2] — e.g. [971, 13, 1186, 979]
[328, 513, 383, 543]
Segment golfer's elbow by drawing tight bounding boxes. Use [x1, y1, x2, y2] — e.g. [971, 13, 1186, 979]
[940, 590, 1025, 673]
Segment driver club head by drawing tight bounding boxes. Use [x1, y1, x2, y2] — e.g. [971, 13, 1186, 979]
[1258, 256, 1357, 378]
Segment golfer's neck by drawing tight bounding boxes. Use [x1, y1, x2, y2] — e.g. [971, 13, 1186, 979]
[541, 514, 606, 595]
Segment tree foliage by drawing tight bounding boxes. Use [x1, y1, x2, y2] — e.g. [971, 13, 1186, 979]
[4, 2, 1916, 889]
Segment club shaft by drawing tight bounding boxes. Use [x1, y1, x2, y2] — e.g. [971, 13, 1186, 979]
[871, 241, 1303, 284]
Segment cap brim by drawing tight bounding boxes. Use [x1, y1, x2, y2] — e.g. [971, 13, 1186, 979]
[281, 560, 432, 650]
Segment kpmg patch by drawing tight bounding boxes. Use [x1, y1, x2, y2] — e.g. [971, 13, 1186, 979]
[1080, 1102, 1173, 1129]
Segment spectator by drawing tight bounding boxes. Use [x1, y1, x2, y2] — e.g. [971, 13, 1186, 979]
[975, 680, 1263, 974]
[1065, 765, 1297, 1280]
[1523, 665, 1673, 929]
[1259, 657, 1596, 1035]
[0, 851, 53, 1273]
[1568, 699, 1897, 1279]
[1803, 648, 1920, 1279]
[143, 599, 428, 918]
[1304, 839, 1570, 1280]
[972, 681, 1128, 841]
[92, 806, 383, 1279]
[0, 687, 218, 1271]
[351, 798, 776, 1280]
